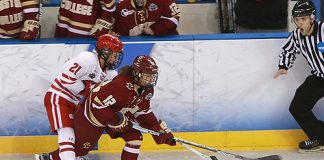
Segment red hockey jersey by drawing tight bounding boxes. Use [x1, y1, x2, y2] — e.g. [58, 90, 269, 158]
[84, 74, 160, 129]
[0, 0, 39, 38]
[114, 0, 180, 36]
[55, 0, 116, 37]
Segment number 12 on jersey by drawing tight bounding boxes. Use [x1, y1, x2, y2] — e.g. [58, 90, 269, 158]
[103, 95, 116, 107]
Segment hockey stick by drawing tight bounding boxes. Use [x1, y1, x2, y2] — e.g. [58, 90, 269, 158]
[180, 142, 218, 160]
[132, 125, 281, 160]
[132, 124, 217, 160]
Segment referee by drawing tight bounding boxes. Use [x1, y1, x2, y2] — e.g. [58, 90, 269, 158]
[274, 0, 324, 152]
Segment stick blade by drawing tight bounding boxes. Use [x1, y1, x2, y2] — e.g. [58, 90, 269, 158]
[257, 155, 282, 160]
[209, 156, 218, 160]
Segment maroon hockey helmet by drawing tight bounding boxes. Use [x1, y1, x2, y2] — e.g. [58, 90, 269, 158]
[132, 55, 159, 88]
[96, 34, 124, 70]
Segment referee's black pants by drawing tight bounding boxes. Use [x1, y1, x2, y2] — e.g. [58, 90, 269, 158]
[289, 75, 324, 141]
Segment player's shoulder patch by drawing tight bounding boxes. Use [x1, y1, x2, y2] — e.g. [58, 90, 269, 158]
[145, 92, 153, 100]
[88, 73, 96, 79]
[148, 3, 158, 11]
[126, 82, 134, 90]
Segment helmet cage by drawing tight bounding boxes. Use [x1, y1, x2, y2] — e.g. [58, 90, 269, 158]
[132, 55, 158, 88]
[97, 47, 123, 70]
[134, 71, 158, 88]
[96, 34, 124, 70]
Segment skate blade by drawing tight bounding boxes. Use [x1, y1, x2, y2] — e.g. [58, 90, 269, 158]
[34, 153, 51, 160]
[298, 146, 324, 153]
[34, 154, 41, 160]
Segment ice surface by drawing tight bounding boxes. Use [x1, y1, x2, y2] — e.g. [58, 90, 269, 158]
[1, 150, 323, 160]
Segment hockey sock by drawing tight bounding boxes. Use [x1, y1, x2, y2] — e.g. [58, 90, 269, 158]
[57, 127, 76, 160]
[121, 142, 141, 160]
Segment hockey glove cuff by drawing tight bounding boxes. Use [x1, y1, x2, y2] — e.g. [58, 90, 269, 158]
[129, 24, 145, 36]
[19, 20, 40, 40]
[152, 121, 176, 146]
[79, 80, 94, 97]
[90, 19, 113, 38]
[107, 112, 132, 132]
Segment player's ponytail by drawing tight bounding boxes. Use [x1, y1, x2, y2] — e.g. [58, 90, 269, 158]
[118, 65, 133, 76]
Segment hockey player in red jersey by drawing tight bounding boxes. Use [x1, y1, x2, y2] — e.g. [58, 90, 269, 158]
[36, 34, 124, 160]
[37, 55, 176, 160]
[0, 0, 40, 40]
[55, 0, 116, 38]
[114, 0, 180, 36]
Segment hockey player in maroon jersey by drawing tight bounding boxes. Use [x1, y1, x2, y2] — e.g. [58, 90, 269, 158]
[114, 0, 180, 36]
[55, 0, 117, 38]
[36, 55, 176, 160]
[35, 35, 124, 160]
[0, 0, 40, 40]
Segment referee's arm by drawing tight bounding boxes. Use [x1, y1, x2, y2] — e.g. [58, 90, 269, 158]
[274, 31, 299, 78]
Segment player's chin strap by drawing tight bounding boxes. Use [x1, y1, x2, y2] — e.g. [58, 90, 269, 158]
[132, 124, 282, 160]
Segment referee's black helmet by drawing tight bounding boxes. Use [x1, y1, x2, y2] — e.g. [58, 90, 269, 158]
[292, 0, 316, 18]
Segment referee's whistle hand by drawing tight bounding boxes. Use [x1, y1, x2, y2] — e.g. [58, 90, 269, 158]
[273, 69, 288, 79]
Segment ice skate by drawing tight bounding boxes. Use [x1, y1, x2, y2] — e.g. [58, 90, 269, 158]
[77, 156, 87, 160]
[298, 140, 324, 153]
[34, 153, 51, 160]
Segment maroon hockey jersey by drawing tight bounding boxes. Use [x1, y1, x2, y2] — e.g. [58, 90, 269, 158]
[84, 74, 160, 129]
[55, 0, 116, 37]
[0, 0, 39, 38]
[114, 0, 180, 36]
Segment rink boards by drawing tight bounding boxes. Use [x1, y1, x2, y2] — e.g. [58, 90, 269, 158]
[0, 34, 323, 153]
[0, 130, 308, 153]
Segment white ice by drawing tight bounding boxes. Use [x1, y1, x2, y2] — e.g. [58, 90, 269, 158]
[1, 150, 323, 160]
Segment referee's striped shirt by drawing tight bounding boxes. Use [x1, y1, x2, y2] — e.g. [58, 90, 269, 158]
[279, 21, 324, 78]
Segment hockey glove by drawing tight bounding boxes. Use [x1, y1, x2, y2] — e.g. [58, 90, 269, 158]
[107, 112, 132, 132]
[19, 19, 40, 40]
[152, 121, 176, 146]
[78, 96, 86, 106]
[143, 22, 155, 35]
[78, 80, 94, 105]
[90, 19, 113, 38]
[143, 27, 154, 35]
[79, 80, 94, 96]
[129, 24, 145, 36]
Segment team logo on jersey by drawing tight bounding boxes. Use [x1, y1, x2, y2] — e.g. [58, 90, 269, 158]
[148, 3, 158, 11]
[100, 73, 106, 81]
[121, 9, 135, 17]
[83, 142, 91, 149]
[126, 83, 134, 90]
[318, 42, 324, 52]
[145, 93, 153, 100]
[69, 114, 74, 119]
[131, 96, 143, 106]
[89, 73, 95, 79]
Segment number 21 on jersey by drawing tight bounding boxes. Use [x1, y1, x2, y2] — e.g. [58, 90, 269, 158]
[69, 63, 82, 74]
